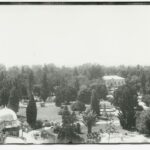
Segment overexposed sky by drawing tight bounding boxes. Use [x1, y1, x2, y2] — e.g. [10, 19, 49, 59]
[0, 6, 150, 67]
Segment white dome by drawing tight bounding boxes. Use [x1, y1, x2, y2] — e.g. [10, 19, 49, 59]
[0, 107, 17, 122]
[0, 107, 20, 129]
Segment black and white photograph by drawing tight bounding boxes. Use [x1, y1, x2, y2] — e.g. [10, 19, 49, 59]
[0, 2, 149, 144]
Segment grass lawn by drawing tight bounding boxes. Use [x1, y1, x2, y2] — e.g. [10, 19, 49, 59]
[37, 103, 62, 122]
[18, 102, 62, 122]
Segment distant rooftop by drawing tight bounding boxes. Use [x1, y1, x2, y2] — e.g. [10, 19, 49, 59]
[103, 75, 125, 80]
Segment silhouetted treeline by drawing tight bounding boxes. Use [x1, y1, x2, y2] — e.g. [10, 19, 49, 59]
[0, 63, 149, 107]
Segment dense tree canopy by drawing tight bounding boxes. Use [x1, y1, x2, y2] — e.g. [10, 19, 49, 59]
[113, 84, 138, 130]
[55, 85, 77, 106]
[7, 86, 20, 113]
[0, 63, 148, 108]
[78, 86, 91, 104]
[0, 87, 9, 106]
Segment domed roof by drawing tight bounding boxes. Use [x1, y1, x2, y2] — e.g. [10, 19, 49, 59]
[0, 107, 17, 122]
[0, 107, 20, 129]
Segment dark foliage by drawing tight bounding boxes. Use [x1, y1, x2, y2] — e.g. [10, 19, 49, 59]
[7, 86, 20, 113]
[0, 88, 9, 106]
[55, 85, 77, 106]
[41, 67, 50, 101]
[78, 86, 91, 104]
[136, 109, 150, 134]
[0, 63, 149, 114]
[91, 89, 100, 116]
[71, 100, 86, 112]
[34, 120, 43, 129]
[113, 84, 138, 130]
[83, 110, 97, 134]
[26, 95, 37, 128]
[58, 106, 81, 143]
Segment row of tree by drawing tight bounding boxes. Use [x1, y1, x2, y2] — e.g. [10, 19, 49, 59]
[0, 63, 149, 112]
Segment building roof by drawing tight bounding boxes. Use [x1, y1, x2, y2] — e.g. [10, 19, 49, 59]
[0, 107, 17, 122]
[0, 107, 20, 129]
[103, 75, 125, 80]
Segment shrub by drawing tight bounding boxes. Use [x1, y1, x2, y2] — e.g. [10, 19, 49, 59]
[53, 125, 61, 134]
[71, 101, 86, 112]
[136, 109, 150, 134]
[86, 132, 101, 143]
[34, 120, 43, 129]
[43, 120, 51, 127]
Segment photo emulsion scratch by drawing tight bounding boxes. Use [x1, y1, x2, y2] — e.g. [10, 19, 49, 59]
[0, 2, 149, 144]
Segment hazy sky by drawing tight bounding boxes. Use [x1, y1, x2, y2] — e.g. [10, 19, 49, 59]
[0, 6, 150, 67]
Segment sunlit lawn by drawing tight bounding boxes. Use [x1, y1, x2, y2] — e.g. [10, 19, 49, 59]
[18, 103, 62, 122]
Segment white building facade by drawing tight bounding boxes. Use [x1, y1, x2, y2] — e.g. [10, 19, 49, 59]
[103, 75, 125, 89]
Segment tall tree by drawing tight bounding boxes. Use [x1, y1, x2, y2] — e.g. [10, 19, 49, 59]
[41, 68, 49, 101]
[113, 84, 138, 130]
[91, 89, 100, 116]
[26, 94, 37, 128]
[27, 70, 34, 97]
[58, 106, 80, 143]
[7, 86, 20, 113]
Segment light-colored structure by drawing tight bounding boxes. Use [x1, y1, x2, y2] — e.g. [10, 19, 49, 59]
[103, 75, 125, 89]
[0, 107, 20, 137]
